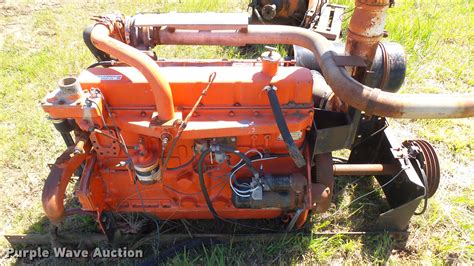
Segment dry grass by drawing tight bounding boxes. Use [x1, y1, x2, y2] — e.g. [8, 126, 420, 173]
[0, 0, 472, 264]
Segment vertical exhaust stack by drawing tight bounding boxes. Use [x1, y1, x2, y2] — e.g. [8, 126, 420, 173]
[346, 0, 391, 68]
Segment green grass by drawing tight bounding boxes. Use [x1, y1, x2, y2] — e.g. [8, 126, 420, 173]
[0, 0, 473, 264]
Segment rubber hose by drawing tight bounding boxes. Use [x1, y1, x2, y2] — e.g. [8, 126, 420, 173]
[266, 86, 306, 168]
[60, 132, 75, 147]
[83, 25, 112, 61]
[198, 149, 222, 222]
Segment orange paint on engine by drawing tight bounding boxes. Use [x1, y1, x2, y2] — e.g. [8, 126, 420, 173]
[43, 61, 314, 220]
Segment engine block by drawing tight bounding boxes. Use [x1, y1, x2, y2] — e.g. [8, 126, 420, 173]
[42, 58, 321, 226]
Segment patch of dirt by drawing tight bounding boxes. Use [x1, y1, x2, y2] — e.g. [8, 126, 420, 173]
[0, 1, 60, 16]
[0, 1, 60, 50]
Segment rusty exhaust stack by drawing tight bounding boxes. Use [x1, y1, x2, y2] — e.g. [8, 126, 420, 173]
[154, 26, 473, 119]
[346, 0, 390, 68]
[89, 20, 175, 122]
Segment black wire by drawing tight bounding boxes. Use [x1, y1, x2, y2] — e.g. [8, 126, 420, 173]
[230, 153, 290, 187]
[96, 90, 148, 211]
[352, 120, 388, 149]
[414, 195, 428, 215]
[219, 145, 259, 177]
[228, 141, 307, 174]
[166, 154, 196, 171]
[198, 149, 221, 222]
[87, 60, 115, 69]
[197, 148, 294, 232]
[413, 159, 429, 215]
[231, 152, 290, 172]
[86, 99, 109, 131]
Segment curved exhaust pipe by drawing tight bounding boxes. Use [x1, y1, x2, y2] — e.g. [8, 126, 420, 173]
[155, 25, 473, 119]
[89, 23, 175, 122]
[42, 147, 88, 224]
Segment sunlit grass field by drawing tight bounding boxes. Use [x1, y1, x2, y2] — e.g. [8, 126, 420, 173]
[0, 0, 472, 264]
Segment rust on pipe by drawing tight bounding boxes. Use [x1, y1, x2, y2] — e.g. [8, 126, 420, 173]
[89, 23, 175, 122]
[346, 0, 390, 66]
[312, 153, 334, 213]
[42, 147, 88, 224]
[333, 164, 398, 176]
[345, 0, 390, 80]
[154, 25, 474, 119]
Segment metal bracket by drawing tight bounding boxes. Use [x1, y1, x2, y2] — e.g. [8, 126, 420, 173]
[314, 4, 347, 41]
[333, 55, 367, 67]
[311, 108, 361, 159]
[349, 117, 426, 230]
[90, 130, 120, 157]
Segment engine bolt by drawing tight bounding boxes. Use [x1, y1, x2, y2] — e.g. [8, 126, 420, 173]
[229, 111, 235, 117]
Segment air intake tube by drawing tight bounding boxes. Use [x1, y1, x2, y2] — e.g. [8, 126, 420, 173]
[87, 16, 175, 122]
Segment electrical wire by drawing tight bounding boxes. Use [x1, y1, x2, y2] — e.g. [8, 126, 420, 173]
[166, 155, 196, 171]
[160, 72, 216, 180]
[332, 166, 409, 217]
[227, 148, 264, 196]
[351, 119, 389, 149]
[86, 99, 109, 130]
[198, 148, 221, 221]
[231, 148, 263, 168]
[229, 156, 278, 197]
[197, 147, 293, 232]
[230, 151, 290, 186]
[87, 60, 116, 69]
[410, 154, 429, 215]
[219, 146, 260, 177]
[94, 89, 146, 211]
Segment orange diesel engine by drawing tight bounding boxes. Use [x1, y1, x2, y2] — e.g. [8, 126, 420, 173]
[41, 4, 473, 239]
[42, 14, 324, 231]
[43, 50, 318, 225]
